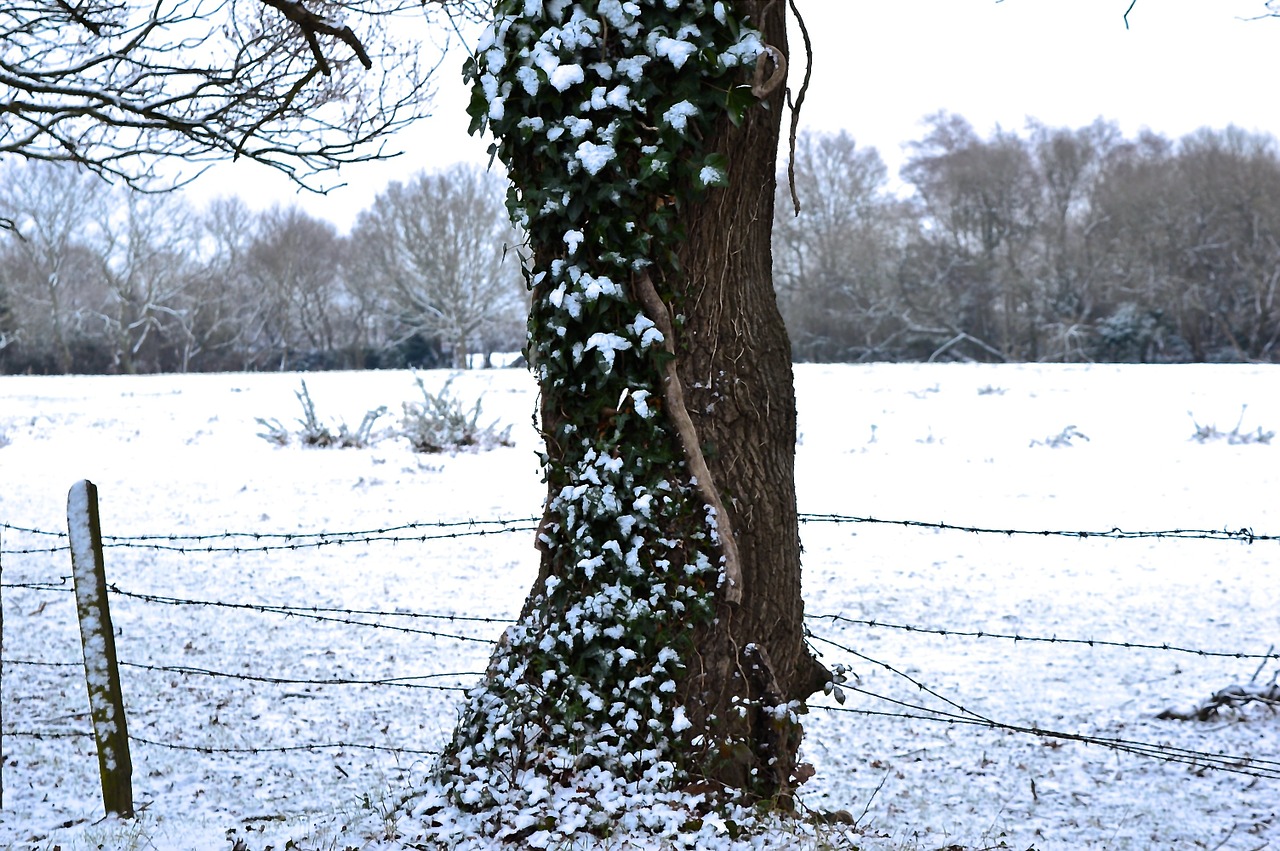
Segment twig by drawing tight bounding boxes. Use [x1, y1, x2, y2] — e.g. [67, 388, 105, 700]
[785, 0, 812, 216]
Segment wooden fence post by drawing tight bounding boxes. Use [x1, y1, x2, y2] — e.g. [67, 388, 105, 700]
[67, 480, 134, 819]
[1, 526, 5, 809]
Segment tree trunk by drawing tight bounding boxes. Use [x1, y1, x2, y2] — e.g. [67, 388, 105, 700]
[671, 2, 828, 799]
[434, 1, 825, 838]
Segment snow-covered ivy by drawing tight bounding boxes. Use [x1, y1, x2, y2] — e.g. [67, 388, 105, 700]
[427, 0, 771, 844]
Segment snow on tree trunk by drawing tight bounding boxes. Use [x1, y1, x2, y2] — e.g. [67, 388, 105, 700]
[426, 1, 825, 843]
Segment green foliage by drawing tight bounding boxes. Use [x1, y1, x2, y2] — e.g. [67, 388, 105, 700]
[400, 373, 513, 453]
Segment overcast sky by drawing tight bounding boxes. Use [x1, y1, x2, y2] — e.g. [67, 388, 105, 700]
[184, 0, 1280, 230]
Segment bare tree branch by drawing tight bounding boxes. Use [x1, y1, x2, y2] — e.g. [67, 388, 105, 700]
[0, 0, 486, 191]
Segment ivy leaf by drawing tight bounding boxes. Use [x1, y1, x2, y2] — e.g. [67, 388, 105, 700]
[466, 85, 491, 136]
[724, 83, 756, 128]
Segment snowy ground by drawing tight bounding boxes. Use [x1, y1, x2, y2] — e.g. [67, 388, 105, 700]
[1, 363, 1277, 850]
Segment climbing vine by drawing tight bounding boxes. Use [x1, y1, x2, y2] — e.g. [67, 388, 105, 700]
[431, 1, 777, 843]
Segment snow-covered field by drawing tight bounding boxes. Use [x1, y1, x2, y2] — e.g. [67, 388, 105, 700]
[1, 363, 1277, 850]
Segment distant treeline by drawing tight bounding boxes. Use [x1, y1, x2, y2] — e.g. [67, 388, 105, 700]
[3, 113, 1279, 375]
[0, 163, 526, 375]
[775, 114, 1280, 364]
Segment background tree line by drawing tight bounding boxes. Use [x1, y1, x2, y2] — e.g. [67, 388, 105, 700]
[0, 162, 526, 374]
[6, 111, 1280, 375]
[777, 114, 1280, 363]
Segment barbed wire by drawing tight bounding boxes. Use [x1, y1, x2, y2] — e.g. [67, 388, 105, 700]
[8, 577, 1272, 666]
[2, 658, 80, 667]
[129, 737, 441, 756]
[107, 587, 502, 642]
[0, 579, 73, 592]
[2, 656, 478, 690]
[811, 703, 1280, 780]
[0, 522, 65, 537]
[1, 545, 70, 555]
[3, 728, 441, 757]
[0, 519, 540, 554]
[118, 660, 477, 691]
[6, 511, 1278, 786]
[4, 514, 1277, 554]
[808, 633, 1280, 781]
[4, 729, 91, 740]
[798, 513, 1278, 543]
[808, 614, 1280, 661]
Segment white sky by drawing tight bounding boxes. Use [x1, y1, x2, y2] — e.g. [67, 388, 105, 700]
[183, 0, 1280, 231]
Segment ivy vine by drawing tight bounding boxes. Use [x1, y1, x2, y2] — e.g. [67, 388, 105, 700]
[435, 1, 769, 840]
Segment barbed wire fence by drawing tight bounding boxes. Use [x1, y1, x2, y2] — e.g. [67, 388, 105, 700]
[3, 511, 1279, 804]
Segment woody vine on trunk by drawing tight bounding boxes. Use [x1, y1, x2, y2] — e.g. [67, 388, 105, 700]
[432, 0, 828, 840]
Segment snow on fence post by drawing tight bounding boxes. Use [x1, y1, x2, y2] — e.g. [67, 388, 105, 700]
[67, 480, 134, 819]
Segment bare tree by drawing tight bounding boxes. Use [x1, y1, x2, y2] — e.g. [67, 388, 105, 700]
[351, 164, 525, 368]
[243, 204, 354, 369]
[1023, 118, 1120, 357]
[901, 112, 1042, 359]
[94, 189, 203, 373]
[773, 130, 907, 361]
[0, 0, 481, 197]
[0, 160, 110, 371]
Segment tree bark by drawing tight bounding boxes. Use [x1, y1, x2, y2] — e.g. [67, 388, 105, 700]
[671, 1, 827, 801]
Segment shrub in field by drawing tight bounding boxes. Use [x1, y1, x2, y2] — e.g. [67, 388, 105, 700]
[400, 372, 513, 453]
[1030, 425, 1089, 448]
[1189, 406, 1274, 445]
[256, 380, 388, 448]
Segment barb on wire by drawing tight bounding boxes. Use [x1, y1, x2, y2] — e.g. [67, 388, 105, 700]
[797, 513, 1276, 543]
[807, 613, 1280, 661]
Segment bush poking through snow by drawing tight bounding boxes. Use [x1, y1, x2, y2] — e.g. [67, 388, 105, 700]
[400, 372, 513, 453]
[255, 380, 388, 448]
[1030, 424, 1089, 448]
[1189, 405, 1274, 445]
[1158, 680, 1280, 721]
